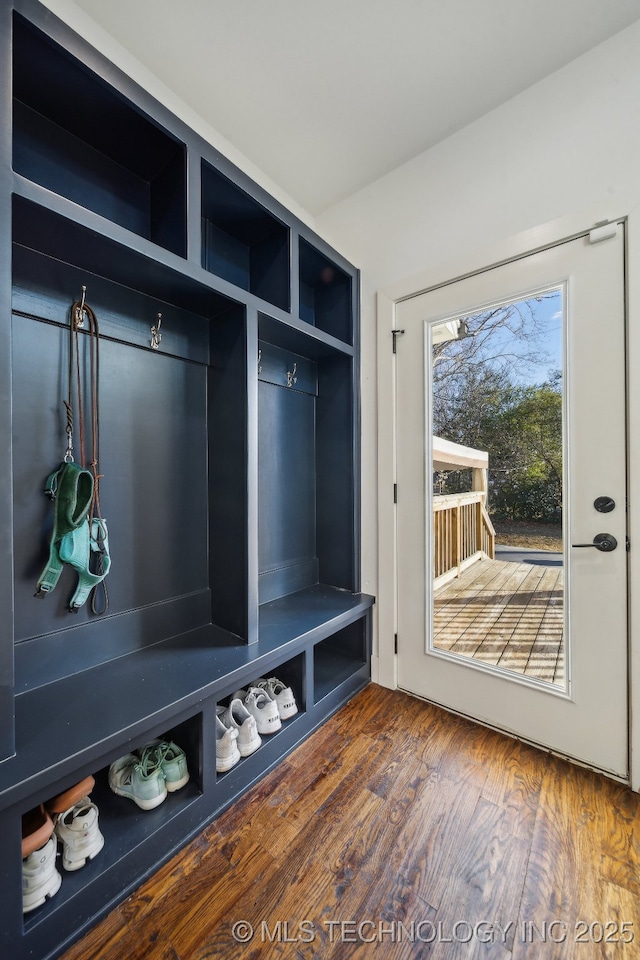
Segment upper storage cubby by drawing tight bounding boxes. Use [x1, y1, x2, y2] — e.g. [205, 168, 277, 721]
[201, 160, 289, 311]
[299, 237, 353, 344]
[12, 14, 187, 258]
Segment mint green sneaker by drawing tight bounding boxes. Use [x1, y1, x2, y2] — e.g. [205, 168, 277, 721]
[137, 740, 190, 793]
[108, 753, 166, 810]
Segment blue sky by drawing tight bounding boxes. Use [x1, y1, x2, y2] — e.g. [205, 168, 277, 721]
[462, 287, 563, 389]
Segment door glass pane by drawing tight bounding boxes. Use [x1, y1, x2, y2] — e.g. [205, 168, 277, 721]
[429, 288, 565, 688]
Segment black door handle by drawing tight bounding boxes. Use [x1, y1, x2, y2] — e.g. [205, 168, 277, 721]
[572, 533, 618, 552]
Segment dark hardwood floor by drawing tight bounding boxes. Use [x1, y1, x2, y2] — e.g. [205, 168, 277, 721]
[60, 684, 640, 959]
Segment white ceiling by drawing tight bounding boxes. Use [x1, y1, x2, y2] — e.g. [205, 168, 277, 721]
[73, 0, 640, 215]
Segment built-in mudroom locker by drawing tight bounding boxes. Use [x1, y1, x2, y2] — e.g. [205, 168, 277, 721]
[0, 3, 374, 958]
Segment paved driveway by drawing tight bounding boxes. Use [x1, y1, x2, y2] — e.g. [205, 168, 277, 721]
[495, 544, 563, 567]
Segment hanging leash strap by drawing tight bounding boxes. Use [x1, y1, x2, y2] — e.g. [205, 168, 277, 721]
[35, 292, 111, 613]
[75, 297, 110, 615]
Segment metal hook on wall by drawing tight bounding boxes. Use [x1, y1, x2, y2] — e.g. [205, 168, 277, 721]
[150, 313, 162, 350]
[74, 285, 87, 329]
[286, 362, 298, 388]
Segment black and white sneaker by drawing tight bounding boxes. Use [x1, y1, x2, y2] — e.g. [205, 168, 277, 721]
[233, 687, 282, 735]
[251, 677, 299, 720]
[217, 700, 262, 756]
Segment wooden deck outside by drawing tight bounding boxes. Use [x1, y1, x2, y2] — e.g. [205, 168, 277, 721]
[434, 556, 564, 685]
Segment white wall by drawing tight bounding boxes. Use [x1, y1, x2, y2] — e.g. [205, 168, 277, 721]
[318, 19, 640, 280]
[317, 18, 640, 784]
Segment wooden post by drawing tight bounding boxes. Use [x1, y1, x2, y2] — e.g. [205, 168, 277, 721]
[472, 466, 488, 506]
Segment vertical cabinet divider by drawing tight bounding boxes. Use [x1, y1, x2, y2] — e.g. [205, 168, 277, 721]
[246, 307, 260, 643]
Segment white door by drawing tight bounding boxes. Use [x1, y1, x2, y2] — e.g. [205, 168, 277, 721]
[395, 227, 628, 778]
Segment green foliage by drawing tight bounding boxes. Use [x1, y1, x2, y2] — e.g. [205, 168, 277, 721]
[435, 371, 563, 523]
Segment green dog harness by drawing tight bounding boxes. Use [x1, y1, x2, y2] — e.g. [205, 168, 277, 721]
[35, 461, 111, 611]
[59, 514, 111, 611]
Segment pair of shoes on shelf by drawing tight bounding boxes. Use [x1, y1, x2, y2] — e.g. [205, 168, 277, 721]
[22, 776, 104, 913]
[215, 700, 262, 772]
[108, 739, 189, 811]
[234, 677, 298, 730]
[252, 677, 298, 721]
[215, 677, 298, 772]
[232, 686, 281, 736]
[22, 774, 98, 860]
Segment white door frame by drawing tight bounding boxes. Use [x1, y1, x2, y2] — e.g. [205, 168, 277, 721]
[376, 203, 640, 790]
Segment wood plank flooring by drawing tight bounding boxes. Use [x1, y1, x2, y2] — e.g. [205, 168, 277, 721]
[59, 683, 640, 960]
[434, 558, 564, 685]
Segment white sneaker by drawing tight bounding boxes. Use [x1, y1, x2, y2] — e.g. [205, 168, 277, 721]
[22, 837, 62, 913]
[216, 715, 240, 772]
[252, 677, 299, 720]
[217, 700, 262, 757]
[54, 797, 104, 871]
[233, 687, 282, 735]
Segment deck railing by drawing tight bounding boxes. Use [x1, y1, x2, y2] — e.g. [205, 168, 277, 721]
[433, 491, 495, 589]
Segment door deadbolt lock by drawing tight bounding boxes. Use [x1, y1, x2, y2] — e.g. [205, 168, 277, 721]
[572, 533, 618, 552]
[594, 496, 615, 513]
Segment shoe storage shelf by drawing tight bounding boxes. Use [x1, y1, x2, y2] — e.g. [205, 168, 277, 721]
[0, 3, 373, 959]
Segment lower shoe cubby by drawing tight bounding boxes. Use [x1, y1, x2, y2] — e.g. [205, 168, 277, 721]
[19, 712, 203, 938]
[214, 653, 305, 779]
[313, 619, 368, 704]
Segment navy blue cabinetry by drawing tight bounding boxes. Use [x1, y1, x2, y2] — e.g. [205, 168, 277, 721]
[0, 3, 372, 960]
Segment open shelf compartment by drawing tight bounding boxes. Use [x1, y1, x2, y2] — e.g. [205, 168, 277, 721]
[299, 237, 353, 344]
[202, 160, 289, 310]
[12, 14, 187, 258]
[314, 619, 367, 704]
